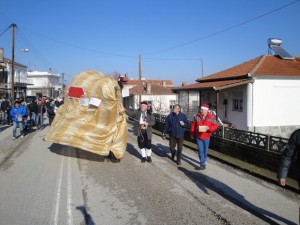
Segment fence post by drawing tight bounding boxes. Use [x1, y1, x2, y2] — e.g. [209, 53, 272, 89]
[222, 126, 225, 138]
[266, 135, 270, 151]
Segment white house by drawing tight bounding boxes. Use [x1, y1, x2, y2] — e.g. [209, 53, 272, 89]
[122, 79, 177, 115]
[173, 54, 300, 138]
[27, 69, 64, 98]
[0, 58, 31, 100]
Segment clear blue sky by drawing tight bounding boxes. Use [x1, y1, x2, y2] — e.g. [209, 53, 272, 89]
[1, 0, 299, 86]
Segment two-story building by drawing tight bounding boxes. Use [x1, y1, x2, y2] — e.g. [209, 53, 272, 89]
[27, 69, 64, 98]
[0, 58, 31, 100]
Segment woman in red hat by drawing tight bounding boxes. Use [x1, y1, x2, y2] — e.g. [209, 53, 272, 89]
[190, 104, 218, 170]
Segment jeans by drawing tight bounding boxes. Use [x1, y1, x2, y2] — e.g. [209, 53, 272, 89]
[196, 138, 210, 166]
[1, 111, 7, 124]
[35, 114, 43, 128]
[13, 122, 24, 137]
[23, 116, 28, 129]
[31, 112, 36, 125]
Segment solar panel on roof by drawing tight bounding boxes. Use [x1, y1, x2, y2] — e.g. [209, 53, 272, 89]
[269, 45, 294, 60]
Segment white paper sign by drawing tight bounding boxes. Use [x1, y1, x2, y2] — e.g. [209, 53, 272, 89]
[89, 97, 101, 107]
[81, 98, 89, 106]
[122, 89, 129, 97]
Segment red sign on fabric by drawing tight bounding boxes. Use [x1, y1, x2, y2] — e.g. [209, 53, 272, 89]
[68, 86, 85, 99]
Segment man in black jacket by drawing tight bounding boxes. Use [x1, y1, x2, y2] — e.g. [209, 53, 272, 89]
[126, 101, 156, 163]
[278, 129, 300, 187]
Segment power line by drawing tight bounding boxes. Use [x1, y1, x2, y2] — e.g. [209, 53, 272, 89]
[0, 26, 10, 37]
[19, 26, 137, 59]
[1, 0, 299, 63]
[145, 0, 300, 55]
[143, 57, 200, 61]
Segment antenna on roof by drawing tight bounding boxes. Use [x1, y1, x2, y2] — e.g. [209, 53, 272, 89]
[268, 38, 294, 60]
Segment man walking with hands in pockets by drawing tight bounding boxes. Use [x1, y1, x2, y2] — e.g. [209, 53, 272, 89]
[162, 104, 187, 165]
[190, 104, 218, 170]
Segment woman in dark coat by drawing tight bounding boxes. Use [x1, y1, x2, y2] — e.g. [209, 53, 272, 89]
[47, 99, 56, 126]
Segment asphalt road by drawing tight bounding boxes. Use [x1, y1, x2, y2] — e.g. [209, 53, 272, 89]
[0, 122, 299, 225]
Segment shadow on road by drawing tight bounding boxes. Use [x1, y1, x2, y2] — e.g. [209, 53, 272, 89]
[181, 154, 200, 169]
[152, 144, 170, 158]
[48, 143, 106, 162]
[178, 167, 296, 225]
[0, 125, 11, 132]
[76, 205, 95, 225]
[153, 143, 199, 166]
[126, 143, 142, 160]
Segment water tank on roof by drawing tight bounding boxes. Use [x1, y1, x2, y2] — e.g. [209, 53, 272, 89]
[268, 38, 282, 46]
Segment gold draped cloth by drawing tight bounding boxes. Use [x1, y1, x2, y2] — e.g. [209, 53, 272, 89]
[44, 70, 127, 159]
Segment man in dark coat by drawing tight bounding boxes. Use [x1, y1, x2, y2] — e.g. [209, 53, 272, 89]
[278, 129, 300, 187]
[126, 101, 156, 163]
[162, 104, 187, 165]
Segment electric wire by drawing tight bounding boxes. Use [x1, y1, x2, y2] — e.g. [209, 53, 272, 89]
[144, 0, 300, 55]
[0, 26, 10, 37]
[0, 1, 299, 62]
[15, 28, 54, 70]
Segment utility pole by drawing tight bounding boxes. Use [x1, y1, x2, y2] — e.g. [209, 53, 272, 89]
[138, 54, 142, 80]
[10, 23, 16, 102]
[138, 54, 142, 105]
[200, 58, 204, 78]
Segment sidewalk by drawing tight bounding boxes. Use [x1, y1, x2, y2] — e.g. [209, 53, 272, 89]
[152, 129, 299, 194]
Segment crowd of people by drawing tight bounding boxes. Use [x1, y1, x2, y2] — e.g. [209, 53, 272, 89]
[3, 95, 299, 189]
[0, 96, 63, 139]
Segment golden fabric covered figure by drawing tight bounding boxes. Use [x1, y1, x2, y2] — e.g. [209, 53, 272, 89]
[44, 70, 127, 160]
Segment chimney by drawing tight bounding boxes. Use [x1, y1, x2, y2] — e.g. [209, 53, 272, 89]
[146, 82, 151, 94]
[162, 81, 166, 87]
[182, 82, 187, 87]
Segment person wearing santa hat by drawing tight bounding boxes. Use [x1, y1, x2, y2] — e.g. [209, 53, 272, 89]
[190, 103, 218, 170]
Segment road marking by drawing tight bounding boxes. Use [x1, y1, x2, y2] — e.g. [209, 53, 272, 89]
[67, 154, 73, 225]
[51, 154, 64, 225]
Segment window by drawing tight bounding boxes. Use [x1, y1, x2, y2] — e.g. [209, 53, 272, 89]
[232, 99, 243, 112]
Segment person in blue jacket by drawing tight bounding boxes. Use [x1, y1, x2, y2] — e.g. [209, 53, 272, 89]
[10, 100, 26, 139]
[162, 104, 188, 165]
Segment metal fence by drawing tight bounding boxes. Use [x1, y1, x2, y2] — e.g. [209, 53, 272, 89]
[153, 113, 288, 153]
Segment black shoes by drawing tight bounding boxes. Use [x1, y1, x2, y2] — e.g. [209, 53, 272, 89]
[196, 165, 206, 170]
[200, 165, 206, 170]
[108, 151, 120, 163]
[141, 157, 147, 163]
[171, 151, 176, 160]
[141, 157, 152, 163]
